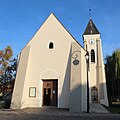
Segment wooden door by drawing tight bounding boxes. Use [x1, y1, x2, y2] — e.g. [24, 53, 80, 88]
[51, 80, 58, 106]
[43, 80, 58, 106]
[43, 88, 51, 105]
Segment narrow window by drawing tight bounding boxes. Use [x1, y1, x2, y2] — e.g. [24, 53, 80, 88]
[91, 49, 95, 63]
[49, 42, 54, 49]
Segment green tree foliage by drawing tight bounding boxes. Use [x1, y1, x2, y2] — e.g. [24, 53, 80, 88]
[114, 50, 120, 78]
[105, 49, 120, 105]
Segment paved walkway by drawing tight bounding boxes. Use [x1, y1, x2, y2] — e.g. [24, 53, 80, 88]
[0, 108, 119, 120]
[90, 103, 109, 113]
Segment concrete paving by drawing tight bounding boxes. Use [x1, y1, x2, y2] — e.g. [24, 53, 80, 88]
[90, 103, 109, 113]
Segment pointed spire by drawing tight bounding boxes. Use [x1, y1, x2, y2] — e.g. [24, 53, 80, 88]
[83, 18, 100, 35]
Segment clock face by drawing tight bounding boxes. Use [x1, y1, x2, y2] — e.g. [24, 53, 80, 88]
[89, 39, 95, 45]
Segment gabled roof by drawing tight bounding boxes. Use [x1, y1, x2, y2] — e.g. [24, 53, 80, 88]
[83, 18, 100, 35]
[52, 13, 85, 50]
[21, 13, 87, 53]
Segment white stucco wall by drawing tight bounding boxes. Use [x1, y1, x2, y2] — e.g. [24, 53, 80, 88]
[96, 39, 109, 106]
[83, 34, 100, 103]
[83, 34, 108, 106]
[11, 13, 87, 110]
[11, 46, 31, 109]
[70, 42, 87, 112]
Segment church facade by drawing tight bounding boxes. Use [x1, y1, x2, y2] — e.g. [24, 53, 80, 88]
[11, 13, 108, 112]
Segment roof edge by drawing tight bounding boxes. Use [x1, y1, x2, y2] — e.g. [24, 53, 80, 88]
[20, 13, 87, 55]
[52, 13, 86, 51]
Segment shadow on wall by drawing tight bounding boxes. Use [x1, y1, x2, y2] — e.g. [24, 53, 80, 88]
[70, 84, 84, 112]
[59, 49, 71, 108]
[99, 83, 109, 106]
[71, 51, 80, 66]
[59, 49, 86, 112]
[90, 83, 108, 105]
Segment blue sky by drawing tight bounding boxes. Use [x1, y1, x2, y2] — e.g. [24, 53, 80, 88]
[0, 0, 120, 58]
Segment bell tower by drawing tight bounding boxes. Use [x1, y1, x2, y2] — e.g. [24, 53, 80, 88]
[83, 18, 109, 106]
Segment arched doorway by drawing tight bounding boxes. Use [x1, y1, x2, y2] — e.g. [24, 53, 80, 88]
[40, 69, 59, 107]
[91, 87, 98, 103]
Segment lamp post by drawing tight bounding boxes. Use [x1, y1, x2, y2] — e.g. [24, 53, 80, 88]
[85, 52, 89, 113]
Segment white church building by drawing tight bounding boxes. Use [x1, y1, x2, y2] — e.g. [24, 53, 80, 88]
[11, 13, 108, 112]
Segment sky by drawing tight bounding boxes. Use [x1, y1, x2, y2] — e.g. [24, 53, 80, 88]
[0, 0, 120, 58]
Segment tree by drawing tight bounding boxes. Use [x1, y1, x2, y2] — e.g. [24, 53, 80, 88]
[114, 50, 120, 78]
[3, 58, 17, 94]
[0, 46, 18, 108]
[105, 49, 120, 105]
[0, 46, 13, 95]
[0, 46, 13, 76]
[0, 46, 16, 93]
